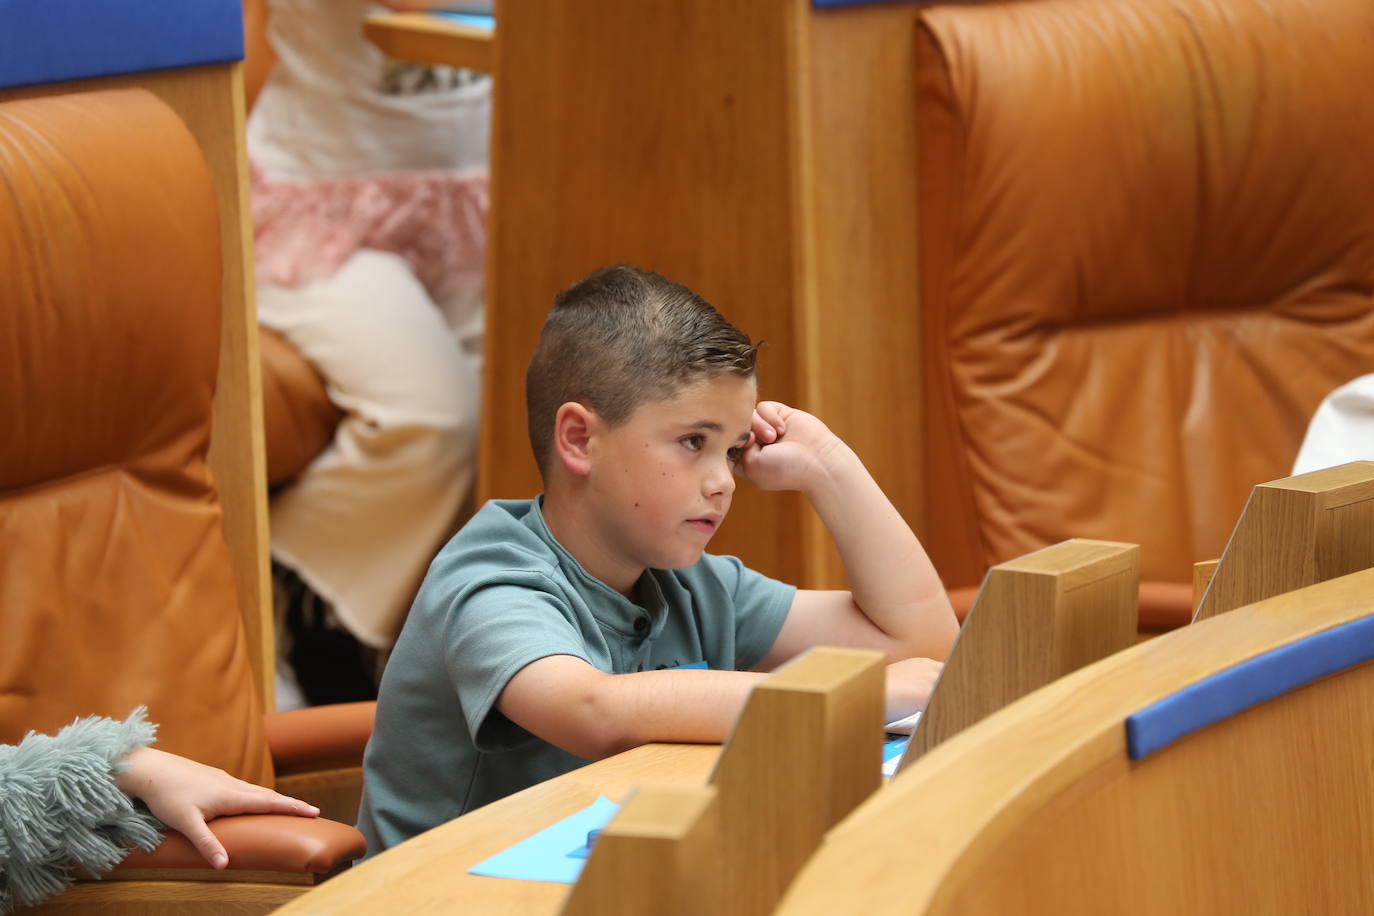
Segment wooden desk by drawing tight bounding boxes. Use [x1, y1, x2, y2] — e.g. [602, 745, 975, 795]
[271, 744, 718, 914]
[362, 12, 495, 72]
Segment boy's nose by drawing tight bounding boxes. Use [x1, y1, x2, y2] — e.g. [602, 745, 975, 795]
[705, 459, 736, 498]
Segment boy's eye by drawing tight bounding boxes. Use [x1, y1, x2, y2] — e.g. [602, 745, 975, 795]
[681, 435, 705, 451]
[726, 445, 744, 464]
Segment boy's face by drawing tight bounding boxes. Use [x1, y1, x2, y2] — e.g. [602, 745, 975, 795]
[587, 373, 757, 574]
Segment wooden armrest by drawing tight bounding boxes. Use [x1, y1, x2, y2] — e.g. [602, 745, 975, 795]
[116, 814, 365, 874]
[265, 702, 375, 775]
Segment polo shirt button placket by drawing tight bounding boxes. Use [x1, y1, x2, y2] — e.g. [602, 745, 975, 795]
[633, 615, 648, 634]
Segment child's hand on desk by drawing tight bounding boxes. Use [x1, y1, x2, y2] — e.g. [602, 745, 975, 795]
[884, 657, 943, 730]
[736, 401, 848, 494]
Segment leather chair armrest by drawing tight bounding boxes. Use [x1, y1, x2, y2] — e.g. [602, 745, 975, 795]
[265, 701, 375, 776]
[948, 580, 1193, 632]
[1136, 580, 1194, 632]
[947, 586, 979, 623]
[116, 814, 366, 874]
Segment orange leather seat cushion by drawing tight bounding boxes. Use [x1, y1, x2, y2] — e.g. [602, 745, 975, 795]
[0, 89, 272, 786]
[914, 0, 1374, 591]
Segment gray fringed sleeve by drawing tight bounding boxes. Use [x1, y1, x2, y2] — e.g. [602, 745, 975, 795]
[0, 707, 165, 913]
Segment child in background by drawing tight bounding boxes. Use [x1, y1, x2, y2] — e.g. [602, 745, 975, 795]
[248, 0, 491, 706]
[356, 266, 958, 854]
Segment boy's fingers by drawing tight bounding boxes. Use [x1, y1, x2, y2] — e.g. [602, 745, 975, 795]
[758, 401, 787, 435]
[751, 413, 778, 443]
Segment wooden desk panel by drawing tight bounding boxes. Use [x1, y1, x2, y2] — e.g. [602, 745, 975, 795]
[271, 744, 719, 914]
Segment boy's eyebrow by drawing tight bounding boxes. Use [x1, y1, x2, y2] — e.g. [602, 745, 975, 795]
[682, 420, 751, 442]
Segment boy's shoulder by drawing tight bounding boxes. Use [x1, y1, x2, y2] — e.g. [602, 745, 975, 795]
[429, 498, 561, 584]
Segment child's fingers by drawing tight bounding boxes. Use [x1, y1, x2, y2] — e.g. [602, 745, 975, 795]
[165, 807, 229, 869]
[233, 786, 321, 818]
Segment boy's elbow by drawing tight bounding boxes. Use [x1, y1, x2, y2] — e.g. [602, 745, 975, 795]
[890, 597, 959, 662]
[564, 679, 642, 760]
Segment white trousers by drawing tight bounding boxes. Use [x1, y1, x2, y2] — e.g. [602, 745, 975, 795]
[257, 249, 482, 651]
[1292, 373, 1374, 475]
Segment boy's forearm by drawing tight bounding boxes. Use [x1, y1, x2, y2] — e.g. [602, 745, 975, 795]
[804, 442, 957, 659]
[588, 669, 766, 757]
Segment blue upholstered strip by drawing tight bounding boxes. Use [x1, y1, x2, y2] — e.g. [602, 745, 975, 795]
[1126, 614, 1374, 760]
[0, 0, 244, 91]
[812, 0, 914, 7]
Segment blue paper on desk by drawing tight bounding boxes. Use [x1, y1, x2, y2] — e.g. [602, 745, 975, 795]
[882, 735, 909, 778]
[432, 11, 496, 31]
[469, 795, 621, 883]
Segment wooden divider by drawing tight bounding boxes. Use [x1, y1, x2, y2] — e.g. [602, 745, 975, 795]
[563, 786, 721, 916]
[562, 647, 885, 916]
[900, 539, 1139, 767]
[775, 569, 1374, 915]
[1195, 461, 1374, 621]
[1191, 559, 1219, 614]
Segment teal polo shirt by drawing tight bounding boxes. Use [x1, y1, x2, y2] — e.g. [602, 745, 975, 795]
[356, 497, 795, 856]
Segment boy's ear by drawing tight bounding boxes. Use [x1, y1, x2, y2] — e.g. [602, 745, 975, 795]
[553, 402, 597, 477]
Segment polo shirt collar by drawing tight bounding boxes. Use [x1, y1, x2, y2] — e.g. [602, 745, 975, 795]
[525, 495, 669, 638]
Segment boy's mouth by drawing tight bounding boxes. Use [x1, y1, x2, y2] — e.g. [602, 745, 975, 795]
[686, 515, 722, 534]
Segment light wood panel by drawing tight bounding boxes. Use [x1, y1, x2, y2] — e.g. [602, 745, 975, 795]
[363, 12, 494, 72]
[902, 539, 1139, 766]
[561, 786, 721, 916]
[482, 0, 926, 588]
[1191, 559, 1219, 613]
[778, 569, 1374, 915]
[0, 62, 274, 711]
[801, 2, 926, 579]
[29, 880, 302, 915]
[1195, 461, 1374, 621]
[707, 647, 884, 915]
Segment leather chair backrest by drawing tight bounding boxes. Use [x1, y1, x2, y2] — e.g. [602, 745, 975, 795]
[0, 89, 272, 785]
[915, 0, 1374, 589]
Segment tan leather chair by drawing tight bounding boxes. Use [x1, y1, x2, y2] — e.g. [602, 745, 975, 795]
[0, 88, 364, 913]
[915, 0, 1374, 630]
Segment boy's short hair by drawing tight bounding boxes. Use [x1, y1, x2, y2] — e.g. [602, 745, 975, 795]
[526, 265, 758, 475]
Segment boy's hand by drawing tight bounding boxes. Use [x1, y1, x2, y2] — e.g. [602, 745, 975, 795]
[737, 401, 847, 493]
[884, 657, 943, 724]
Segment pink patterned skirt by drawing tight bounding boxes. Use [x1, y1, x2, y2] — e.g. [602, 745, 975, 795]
[251, 162, 489, 298]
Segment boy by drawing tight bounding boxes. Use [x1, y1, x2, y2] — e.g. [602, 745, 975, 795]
[356, 265, 957, 854]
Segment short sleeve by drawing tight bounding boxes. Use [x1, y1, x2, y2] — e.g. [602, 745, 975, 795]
[698, 554, 795, 670]
[442, 576, 591, 753]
